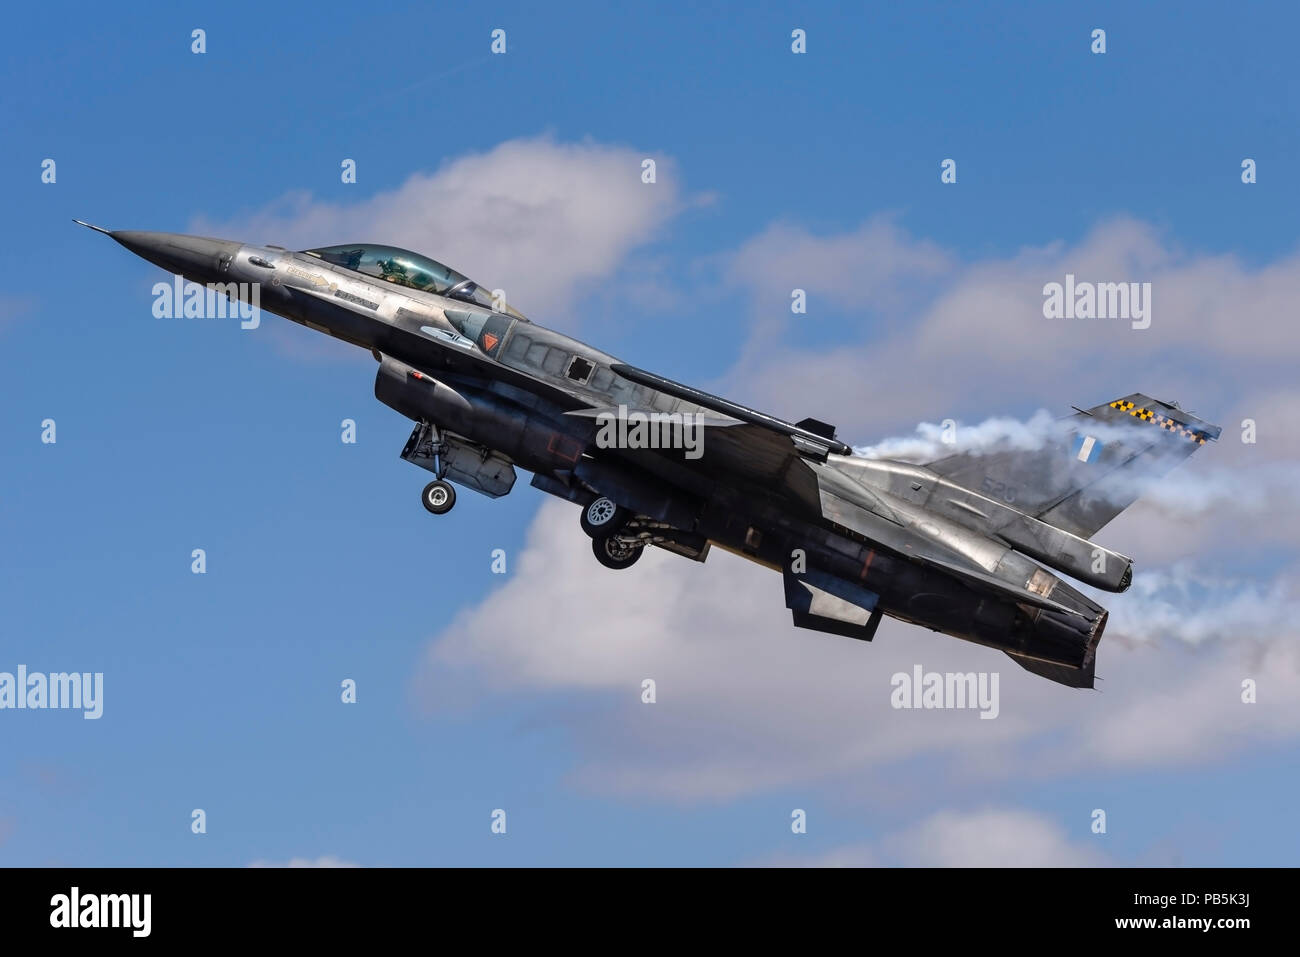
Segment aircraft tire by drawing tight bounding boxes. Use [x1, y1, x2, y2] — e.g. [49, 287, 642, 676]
[592, 535, 642, 570]
[580, 496, 630, 538]
[422, 480, 457, 515]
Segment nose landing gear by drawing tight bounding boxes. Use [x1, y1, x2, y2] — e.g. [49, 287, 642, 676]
[421, 480, 457, 515]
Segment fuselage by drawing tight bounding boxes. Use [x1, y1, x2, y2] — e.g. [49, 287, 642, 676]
[89, 228, 1112, 686]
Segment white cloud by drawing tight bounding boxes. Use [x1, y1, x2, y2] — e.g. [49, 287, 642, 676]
[1076, 638, 1299, 767]
[781, 808, 1109, 867]
[892, 809, 1108, 867]
[1109, 565, 1300, 646]
[0, 296, 32, 336]
[194, 135, 687, 327]
[416, 499, 1300, 802]
[725, 217, 954, 318]
[248, 856, 358, 868]
[720, 216, 1300, 440]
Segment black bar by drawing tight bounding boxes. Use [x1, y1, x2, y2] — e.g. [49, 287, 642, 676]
[0, 866, 1277, 944]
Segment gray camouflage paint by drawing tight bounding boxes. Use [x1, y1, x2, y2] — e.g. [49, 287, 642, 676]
[80, 225, 1221, 688]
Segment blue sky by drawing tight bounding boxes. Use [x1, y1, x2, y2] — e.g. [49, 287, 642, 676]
[2, 0, 1298, 866]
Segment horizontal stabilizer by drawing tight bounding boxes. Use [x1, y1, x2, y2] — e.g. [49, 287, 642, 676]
[1005, 651, 1096, 689]
[915, 552, 1089, 619]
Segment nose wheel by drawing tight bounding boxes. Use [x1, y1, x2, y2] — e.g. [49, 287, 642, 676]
[421, 480, 457, 515]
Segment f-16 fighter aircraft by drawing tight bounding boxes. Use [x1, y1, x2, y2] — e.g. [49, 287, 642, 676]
[77, 222, 1221, 688]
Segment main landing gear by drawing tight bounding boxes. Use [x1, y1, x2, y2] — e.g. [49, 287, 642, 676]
[580, 495, 644, 570]
[592, 534, 642, 570]
[580, 496, 630, 538]
[421, 479, 456, 515]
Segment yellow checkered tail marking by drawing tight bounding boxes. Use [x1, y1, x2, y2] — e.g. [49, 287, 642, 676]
[1108, 400, 1209, 444]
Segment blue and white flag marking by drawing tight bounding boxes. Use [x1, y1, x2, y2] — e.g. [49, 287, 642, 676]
[1072, 434, 1104, 463]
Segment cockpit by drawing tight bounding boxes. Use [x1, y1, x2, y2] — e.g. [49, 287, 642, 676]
[302, 244, 526, 319]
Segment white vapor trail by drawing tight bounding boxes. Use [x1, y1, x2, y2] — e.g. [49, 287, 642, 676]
[852, 412, 1298, 517]
[852, 410, 1064, 461]
[1107, 565, 1300, 646]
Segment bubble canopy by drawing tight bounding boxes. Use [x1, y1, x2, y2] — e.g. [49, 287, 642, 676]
[303, 244, 522, 316]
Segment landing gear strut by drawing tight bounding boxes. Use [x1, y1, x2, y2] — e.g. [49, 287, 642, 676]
[407, 421, 458, 515]
[422, 480, 456, 515]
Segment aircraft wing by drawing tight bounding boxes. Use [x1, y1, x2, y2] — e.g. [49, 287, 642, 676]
[609, 364, 851, 457]
[566, 403, 827, 514]
[568, 363, 852, 513]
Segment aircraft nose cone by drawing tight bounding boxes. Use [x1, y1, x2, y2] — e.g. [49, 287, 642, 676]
[109, 230, 243, 283]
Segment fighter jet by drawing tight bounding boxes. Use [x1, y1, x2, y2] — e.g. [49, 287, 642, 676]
[77, 222, 1221, 688]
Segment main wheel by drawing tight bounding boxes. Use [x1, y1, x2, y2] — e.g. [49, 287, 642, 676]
[421, 480, 456, 515]
[592, 535, 642, 570]
[580, 496, 630, 538]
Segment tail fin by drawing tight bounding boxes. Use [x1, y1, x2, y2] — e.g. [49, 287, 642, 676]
[926, 395, 1221, 538]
